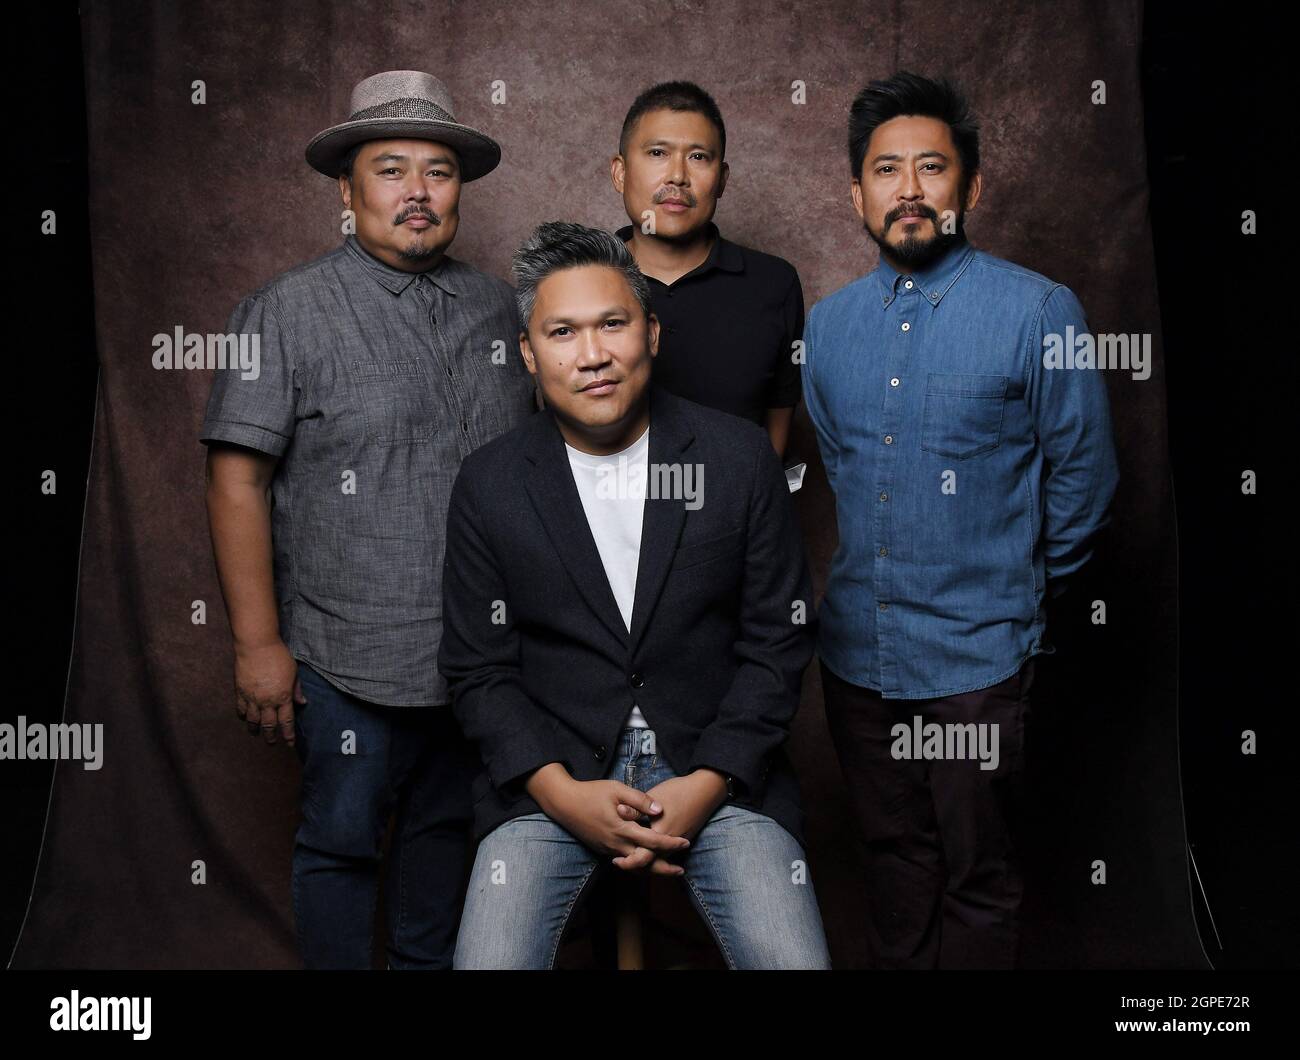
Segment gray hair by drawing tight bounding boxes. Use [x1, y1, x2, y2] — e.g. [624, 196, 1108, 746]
[512, 221, 652, 334]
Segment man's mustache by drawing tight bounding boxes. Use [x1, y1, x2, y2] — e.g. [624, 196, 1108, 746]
[394, 207, 442, 226]
[885, 204, 938, 229]
[655, 189, 697, 206]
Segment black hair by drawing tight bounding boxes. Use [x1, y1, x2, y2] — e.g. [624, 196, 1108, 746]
[338, 141, 365, 180]
[619, 80, 726, 159]
[848, 71, 980, 189]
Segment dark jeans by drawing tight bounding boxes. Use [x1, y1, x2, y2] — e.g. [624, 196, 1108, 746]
[292, 663, 477, 969]
[821, 658, 1034, 969]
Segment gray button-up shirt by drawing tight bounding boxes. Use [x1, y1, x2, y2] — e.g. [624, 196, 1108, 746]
[200, 235, 536, 705]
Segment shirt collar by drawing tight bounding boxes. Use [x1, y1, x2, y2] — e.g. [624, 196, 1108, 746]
[343, 234, 462, 297]
[613, 221, 745, 279]
[875, 238, 975, 308]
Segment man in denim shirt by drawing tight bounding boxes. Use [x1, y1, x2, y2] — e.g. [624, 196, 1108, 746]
[803, 72, 1119, 968]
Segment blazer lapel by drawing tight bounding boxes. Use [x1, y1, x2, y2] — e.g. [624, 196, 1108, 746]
[628, 389, 693, 653]
[523, 409, 630, 649]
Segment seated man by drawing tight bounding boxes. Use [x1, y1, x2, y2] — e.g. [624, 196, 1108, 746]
[440, 221, 831, 969]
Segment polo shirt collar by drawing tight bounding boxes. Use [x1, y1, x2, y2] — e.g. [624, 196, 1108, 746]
[343, 234, 462, 297]
[875, 238, 975, 308]
[614, 221, 745, 278]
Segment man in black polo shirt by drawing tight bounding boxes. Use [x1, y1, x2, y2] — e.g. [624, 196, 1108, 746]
[611, 81, 804, 457]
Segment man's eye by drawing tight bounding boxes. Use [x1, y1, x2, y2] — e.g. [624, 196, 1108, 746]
[603, 319, 624, 329]
[878, 166, 894, 174]
[551, 327, 572, 337]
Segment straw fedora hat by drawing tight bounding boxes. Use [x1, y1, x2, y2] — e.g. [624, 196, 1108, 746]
[305, 70, 501, 181]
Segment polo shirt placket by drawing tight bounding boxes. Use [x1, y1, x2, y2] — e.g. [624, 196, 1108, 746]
[614, 222, 803, 426]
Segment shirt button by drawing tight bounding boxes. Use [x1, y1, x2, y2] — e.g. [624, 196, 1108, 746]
[461, 421, 469, 433]
[904, 280, 913, 289]
[884, 435, 894, 445]
[879, 492, 888, 502]
[890, 377, 900, 387]
[879, 547, 889, 557]
[630, 672, 645, 688]
[594, 745, 607, 761]
[879, 602, 889, 611]
[901, 322, 911, 332]
[445, 365, 453, 377]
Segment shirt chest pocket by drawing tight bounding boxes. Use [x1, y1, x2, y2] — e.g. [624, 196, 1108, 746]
[352, 360, 437, 445]
[920, 373, 1007, 460]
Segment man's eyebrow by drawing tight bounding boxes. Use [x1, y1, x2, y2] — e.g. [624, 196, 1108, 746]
[369, 152, 458, 167]
[869, 149, 951, 165]
[538, 305, 631, 327]
[641, 138, 715, 152]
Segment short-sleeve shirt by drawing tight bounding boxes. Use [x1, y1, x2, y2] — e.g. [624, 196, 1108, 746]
[615, 222, 803, 425]
[200, 235, 537, 706]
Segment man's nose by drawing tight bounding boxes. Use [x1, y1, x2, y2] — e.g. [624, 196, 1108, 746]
[576, 330, 613, 368]
[403, 177, 431, 199]
[666, 151, 688, 185]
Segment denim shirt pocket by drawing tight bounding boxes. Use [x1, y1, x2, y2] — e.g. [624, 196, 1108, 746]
[920, 372, 1008, 459]
[352, 360, 437, 446]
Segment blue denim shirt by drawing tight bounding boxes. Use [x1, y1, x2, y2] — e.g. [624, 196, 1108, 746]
[803, 239, 1119, 698]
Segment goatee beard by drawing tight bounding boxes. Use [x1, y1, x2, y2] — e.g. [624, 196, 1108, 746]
[398, 241, 441, 263]
[865, 215, 966, 270]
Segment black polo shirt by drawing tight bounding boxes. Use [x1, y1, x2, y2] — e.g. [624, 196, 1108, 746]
[615, 222, 803, 426]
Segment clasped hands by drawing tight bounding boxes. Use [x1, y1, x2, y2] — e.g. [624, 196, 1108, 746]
[525, 764, 729, 877]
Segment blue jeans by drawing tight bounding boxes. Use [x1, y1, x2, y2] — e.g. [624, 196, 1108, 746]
[292, 663, 478, 969]
[454, 727, 832, 969]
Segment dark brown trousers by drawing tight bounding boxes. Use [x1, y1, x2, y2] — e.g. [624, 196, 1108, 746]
[821, 658, 1035, 969]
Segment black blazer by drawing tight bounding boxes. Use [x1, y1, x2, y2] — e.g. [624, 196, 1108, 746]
[438, 386, 816, 847]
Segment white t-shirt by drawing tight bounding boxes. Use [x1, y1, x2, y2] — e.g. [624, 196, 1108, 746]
[565, 425, 650, 729]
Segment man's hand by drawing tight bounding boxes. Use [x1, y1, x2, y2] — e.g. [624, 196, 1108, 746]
[525, 764, 691, 875]
[612, 770, 728, 873]
[233, 639, 304, 746]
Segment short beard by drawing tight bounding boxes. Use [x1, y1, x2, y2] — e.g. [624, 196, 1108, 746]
[865, 209, 967, 271]
[397, 238, 442, 263]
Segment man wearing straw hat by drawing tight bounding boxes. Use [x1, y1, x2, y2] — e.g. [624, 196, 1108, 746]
[200, 70, 535, 969]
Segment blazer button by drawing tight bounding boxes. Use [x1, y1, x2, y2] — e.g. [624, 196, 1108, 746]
[630, 673, 645, 688]
[594, 745, 607, 761]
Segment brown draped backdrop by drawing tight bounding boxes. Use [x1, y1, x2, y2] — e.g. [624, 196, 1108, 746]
[12, 0, 1205, 968]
